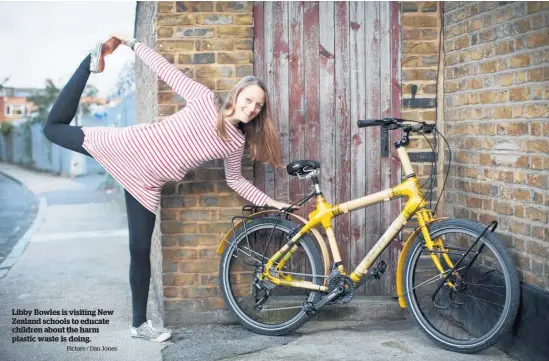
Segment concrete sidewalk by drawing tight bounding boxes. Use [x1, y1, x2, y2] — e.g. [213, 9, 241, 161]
[0, 163, 167, 361]
[0, 163, 517, 361]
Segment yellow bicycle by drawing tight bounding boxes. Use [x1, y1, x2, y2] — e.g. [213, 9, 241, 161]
[217, 118, 520, 354]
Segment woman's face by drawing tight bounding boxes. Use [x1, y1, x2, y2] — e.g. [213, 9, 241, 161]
[233, 85, 265, 124]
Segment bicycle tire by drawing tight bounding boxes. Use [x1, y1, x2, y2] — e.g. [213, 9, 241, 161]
[404, 219, 520, 353]
[219, 218, 324, 335]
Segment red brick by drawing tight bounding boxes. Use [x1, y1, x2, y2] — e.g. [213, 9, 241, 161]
[198, 222, 233, 234]
[159, 2, 174, 13]
[216, 2, 253, 12]
[178, 234, 223, 247]
[198, 247, 218, 259]
[510, 54, 531, 68]
[163, 248, 199, 261]
[161, 221, 197, 234]
[158, 27, 175, 38]
[525, 207, 548, 223]
[527, 240, 549, 259]
[512, 189, 531, 202]
[164, 274, 197, 286]
[402, 15, 438, 27]
[199, 274, 220, 286]
[509, 221, 531, 236]
[524, 104, 549, 119]
[509, 88, 529, 101]
[180, 261, 220, 273]
[181, 286, 218, 299]
[164, 287, 180, 298]
[177, 2, 214, 12]
[180, 210, 217, 221]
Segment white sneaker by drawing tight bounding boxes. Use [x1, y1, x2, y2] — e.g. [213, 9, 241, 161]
[130, 320, 172, 342]
[89, 43, 105, 74]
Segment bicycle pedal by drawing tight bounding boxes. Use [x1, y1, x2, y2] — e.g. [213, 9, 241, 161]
[374, 261, 387, 279]
[302, 301, 316, 316]
[355, 261, 387, 289]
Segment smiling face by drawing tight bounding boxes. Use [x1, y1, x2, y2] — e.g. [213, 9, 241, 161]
[233, 84, 265, 124]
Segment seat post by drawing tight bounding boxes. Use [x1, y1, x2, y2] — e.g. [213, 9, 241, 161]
[311, 176, 322, 195]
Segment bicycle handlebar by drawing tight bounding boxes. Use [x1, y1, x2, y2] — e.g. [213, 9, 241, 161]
[357, 119, 384, 127]
[357, 117, 435, 133]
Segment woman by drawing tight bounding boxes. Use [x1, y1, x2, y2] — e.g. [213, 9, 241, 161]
[43, 36, 294, 343]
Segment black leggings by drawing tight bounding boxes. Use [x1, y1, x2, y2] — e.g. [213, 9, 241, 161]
[43, 55, 155, 328]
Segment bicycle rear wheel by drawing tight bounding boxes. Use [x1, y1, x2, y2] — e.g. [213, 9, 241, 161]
[219, 218, 324, 335]
[404, 219, 520, 353]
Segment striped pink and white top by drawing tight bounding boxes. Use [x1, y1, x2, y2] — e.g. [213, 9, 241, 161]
[82, 43, 273, 214]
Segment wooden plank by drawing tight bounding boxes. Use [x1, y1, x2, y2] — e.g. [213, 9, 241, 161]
[272, 2, 290, 202]
[253, 2, 266, 194]
[334, 1, 352, 271]
[263, 1, 276, 199]
[349, 1, 367, 290]
[379, 1, 393, 296]
[303, 2, 320, 215]
[288, 2, 306, 210]
[319, 2, 335, 207]
[389, 1, 403, 296]
[364, 1, 382, 296]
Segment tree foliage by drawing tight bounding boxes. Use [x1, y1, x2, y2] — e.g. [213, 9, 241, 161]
[115, 59, 135, 98]
[0, 76, 10, 92]
[28, 79, 60, 116]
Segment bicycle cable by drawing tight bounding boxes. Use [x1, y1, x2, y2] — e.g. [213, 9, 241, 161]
[382, 118, 452, 217]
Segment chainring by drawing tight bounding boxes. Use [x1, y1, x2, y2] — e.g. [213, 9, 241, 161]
[328, 274, 355, 304]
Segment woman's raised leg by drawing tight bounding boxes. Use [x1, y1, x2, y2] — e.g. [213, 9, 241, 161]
[42, 55, 92, 156]
[43, 38, 120, 156]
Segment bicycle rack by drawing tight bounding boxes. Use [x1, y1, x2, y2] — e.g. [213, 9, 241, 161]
[227, 190, 316, 252]
[431, 220, 498, 309]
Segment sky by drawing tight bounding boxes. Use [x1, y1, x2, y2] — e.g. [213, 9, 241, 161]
[0, 1, 137, 97]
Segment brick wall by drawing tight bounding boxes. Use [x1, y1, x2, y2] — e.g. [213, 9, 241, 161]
[135, 1, 257, 325]
[400, 2, 442, 237]
[443, 1, 549, 290]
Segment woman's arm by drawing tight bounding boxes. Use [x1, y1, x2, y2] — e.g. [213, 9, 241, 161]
[224, 146, 275, 207]
[133, 42, 212, 102]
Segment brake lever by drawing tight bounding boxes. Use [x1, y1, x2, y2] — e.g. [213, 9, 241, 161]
[424, 124, 436, 133]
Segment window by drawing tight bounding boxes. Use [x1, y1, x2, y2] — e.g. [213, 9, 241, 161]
[5, 104, 25, 116]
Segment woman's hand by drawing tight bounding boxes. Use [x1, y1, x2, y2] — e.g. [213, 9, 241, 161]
[266, 199, 300, 211]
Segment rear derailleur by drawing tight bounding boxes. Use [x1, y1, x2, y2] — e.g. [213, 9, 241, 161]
[251, 265, 277, 311]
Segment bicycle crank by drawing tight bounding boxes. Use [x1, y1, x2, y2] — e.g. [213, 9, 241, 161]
[302, 284, 345, 315]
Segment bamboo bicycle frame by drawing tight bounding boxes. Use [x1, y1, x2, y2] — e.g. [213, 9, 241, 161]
[263, 146, 455, 296]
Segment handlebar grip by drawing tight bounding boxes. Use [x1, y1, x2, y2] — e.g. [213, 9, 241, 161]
[357, 119, 382, 128]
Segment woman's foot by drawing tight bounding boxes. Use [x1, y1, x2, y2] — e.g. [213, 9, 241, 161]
[130, 320, 172, 343]
[90, 37, 122, 74]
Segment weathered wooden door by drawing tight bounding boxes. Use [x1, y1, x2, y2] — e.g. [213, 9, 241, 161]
[254, 1, 402, 296]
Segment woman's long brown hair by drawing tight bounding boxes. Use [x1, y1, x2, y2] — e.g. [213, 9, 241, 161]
[215, 76, 283, 168]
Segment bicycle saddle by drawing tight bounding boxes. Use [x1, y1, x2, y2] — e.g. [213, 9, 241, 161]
[286, 160, 320, 176]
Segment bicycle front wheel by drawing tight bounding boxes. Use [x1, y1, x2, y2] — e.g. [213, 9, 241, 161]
[404, 219, 520, 353]
[219, 218, 324, 335]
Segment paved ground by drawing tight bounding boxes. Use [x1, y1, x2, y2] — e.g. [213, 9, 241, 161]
[0, 162, 518, 361]
[0, 162, 166, 361]
[0, 173, 37, 264]
[163, 320, 516, 361]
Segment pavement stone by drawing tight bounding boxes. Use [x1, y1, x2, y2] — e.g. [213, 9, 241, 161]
[0, 171, 38, 263]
